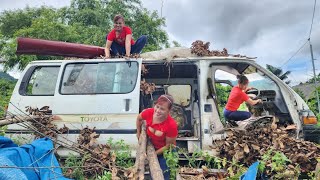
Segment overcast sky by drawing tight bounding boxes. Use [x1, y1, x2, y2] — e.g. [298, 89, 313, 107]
[0, 0, 319, 85]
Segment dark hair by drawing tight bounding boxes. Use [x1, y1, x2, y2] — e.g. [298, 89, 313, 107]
[237, 74, 249, 85]
[156, 94, 174, 109]
[113, 14, 124, 23]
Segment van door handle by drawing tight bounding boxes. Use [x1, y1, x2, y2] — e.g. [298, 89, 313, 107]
[125, 99, 131, 111]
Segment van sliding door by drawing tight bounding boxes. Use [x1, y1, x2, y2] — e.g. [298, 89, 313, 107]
[55, 60, 141, 115]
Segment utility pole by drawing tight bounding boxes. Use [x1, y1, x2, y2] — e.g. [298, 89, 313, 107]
[309, 39, 320, 113]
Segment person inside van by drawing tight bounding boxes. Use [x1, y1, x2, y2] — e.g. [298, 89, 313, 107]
[224, 74, 262, 123]
[104, 14, 147, 58]
[136, 94, 178, 180]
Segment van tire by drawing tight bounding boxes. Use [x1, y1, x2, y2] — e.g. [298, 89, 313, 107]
[303, 125, 320, 144]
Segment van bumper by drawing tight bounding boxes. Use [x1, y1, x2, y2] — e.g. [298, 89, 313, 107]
[303, 124, 320, 143]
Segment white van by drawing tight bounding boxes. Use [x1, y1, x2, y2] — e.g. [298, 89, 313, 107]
[6, 53, 320, 156]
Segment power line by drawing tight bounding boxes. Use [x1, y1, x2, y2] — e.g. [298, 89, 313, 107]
[280, 0, 317, 68]
[280, 40, 308, 68]
[309, 0, 317, 38]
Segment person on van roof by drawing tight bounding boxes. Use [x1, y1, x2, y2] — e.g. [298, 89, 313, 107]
[224, 75, 262, 123]
[136, 94, 178, 180]
[104, 14, 147, 58]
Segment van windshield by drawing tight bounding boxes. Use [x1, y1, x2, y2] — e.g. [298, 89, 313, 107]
[60, 62, 139, 94]
[245, 72, 279, 91]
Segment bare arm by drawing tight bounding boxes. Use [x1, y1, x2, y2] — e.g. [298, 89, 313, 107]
[136, 113, 143, 139]
[155, 136, 176, 155]
[246, 98, 262, 106]
[104, 40, 113, 58]
[125, 34, 132, 57]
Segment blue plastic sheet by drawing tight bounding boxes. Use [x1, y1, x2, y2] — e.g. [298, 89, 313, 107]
[240, 161, 260, 180]
[0, 136, 70, 180]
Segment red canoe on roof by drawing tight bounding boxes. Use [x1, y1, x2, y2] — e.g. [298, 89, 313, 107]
[16, 37, 105, 58]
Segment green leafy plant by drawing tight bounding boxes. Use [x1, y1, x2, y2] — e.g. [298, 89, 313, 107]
[163, 145, 179, 180]
[97, 171, 112, 180]
[271, 151, 291, 172]
[179, 146, 203, 168]
[107, 137, 134, 168]
[0, 125, 7, 136]
[258, 149, 300, 179]
[259, 149, 272, 173]
[202, 152, 227, 169]
[226, 157, 247, 180]
[63, 154, 88, 180]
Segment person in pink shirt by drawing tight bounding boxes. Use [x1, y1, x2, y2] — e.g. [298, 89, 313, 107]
[224, 75, 262, 122]
[104, 14, 147, 58]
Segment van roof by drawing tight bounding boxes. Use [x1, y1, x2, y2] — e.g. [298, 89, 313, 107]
[29, 56, 256, 64]
[28, 47, 256, 64]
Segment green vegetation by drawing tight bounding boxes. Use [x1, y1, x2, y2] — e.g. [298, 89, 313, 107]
[63, 154, 89, 180]
[0, 0, 170, 70]
[97, 171, 112, 180]
[0, 126, 7, 136]
[215, 83, 232, 124]
[107, 137, 134, 168]
[0, 78, 16, 117]
[163, 146, 179, 180]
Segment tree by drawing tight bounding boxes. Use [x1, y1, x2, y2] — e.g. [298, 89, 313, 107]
[266, 64, 291, 84]
[0, 79, 16, 117]
[307, 86, 320, 114]
[306, 73, 320, 84]
[172, 41, 181, 47]
[0, 0, 169, 70]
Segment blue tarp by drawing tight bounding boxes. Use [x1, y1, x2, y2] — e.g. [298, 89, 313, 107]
[240, 161, 260, 180]
[0, 136, 70, 180]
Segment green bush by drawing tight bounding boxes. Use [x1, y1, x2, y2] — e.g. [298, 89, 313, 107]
[107, 138, 134, 168]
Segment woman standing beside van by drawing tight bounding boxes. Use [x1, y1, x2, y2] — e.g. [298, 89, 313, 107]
[136, 94, 178, 180]
[224, 75, 262, 122]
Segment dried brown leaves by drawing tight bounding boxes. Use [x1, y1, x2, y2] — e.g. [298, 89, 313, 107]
[140, 79, 156, 95]
[25, 106, 68, 139]
[77, 126, 113, 177]
[190, 40, 247, 58]
[190, 40, 228, 57]
[214, 120, 320, 176]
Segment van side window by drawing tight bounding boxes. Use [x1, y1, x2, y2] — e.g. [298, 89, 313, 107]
[60, 62, 138, 94]
[26, 66, 60, 95]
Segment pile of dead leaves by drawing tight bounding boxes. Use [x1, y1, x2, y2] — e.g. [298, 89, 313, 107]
[190, 40, 249, 58]
[75, 126, 116, 177]
[213, 119, 320, 178]
[140, 79, 156, 95]
[190, 40, 228, 57]
[26, 106, 68, 139]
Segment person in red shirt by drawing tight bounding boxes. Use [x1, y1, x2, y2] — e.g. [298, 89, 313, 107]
[136, 94, 178, 180]
[105, 14, 147, 58]
[224, 75, 262, 122]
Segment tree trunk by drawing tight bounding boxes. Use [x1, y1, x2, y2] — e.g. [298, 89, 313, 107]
[146, 139, 164, 180]
[316, 162, 320, 180]
[135, 121, 147, 179]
